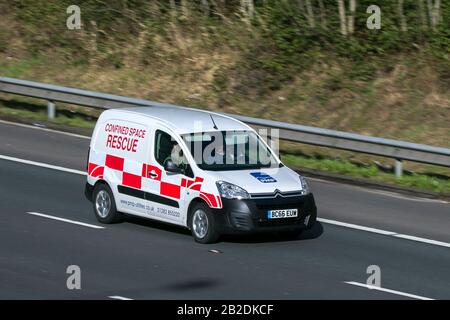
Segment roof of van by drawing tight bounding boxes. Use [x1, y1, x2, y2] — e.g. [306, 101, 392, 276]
[111, 106, 252, 134]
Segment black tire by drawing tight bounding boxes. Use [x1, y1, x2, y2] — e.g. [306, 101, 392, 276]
[189, 203, 220, 244]
[92, 183, 122, 224]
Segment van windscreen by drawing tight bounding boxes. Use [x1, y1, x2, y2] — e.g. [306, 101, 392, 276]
[182, 130, 279, 171]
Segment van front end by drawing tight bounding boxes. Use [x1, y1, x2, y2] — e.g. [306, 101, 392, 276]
[212, 191, 317, 235]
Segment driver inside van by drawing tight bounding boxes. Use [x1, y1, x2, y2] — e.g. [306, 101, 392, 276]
[165, 143, 188, 170]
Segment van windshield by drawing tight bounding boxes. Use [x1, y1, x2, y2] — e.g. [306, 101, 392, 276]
[182, 130, 279, 171]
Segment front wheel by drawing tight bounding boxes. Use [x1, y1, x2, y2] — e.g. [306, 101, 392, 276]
[189, 203, 220, 244]
[92, 183, 122, 224]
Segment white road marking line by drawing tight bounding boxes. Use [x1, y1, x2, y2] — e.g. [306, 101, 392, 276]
[27, 212, 104, 229]
[318, 218, 396, 236]
[308, 177, 448, 204]
[108, 296, 134, 300]
[1, 154, 449, 249]
[0, 118, 446, 204]
[392, 234, 450, 248]
[1, 119, 446, 204]
[0, 119, 90, 139]
[344, 281, 434, 300]
[319, 218, 450, 249]
[355, 188, 448, 204]
[0, 154, 86, 176]
[0, 118, 444, 204]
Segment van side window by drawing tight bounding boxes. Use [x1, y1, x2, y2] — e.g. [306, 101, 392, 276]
[155, 130, 188, 169]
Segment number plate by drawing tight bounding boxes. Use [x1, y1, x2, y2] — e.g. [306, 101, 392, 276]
[267, 209, 298, 219]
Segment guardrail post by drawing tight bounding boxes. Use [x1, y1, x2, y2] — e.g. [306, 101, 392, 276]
[395, 159, 403, 178]
[47, 100, 55, 119]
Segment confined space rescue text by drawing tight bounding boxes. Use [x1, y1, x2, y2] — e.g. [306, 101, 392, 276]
[104, 123, 146, 153]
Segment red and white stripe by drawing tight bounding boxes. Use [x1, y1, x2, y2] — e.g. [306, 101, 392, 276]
[88, 152, 222, 209]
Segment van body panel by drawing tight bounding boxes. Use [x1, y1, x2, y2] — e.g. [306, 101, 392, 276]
[86, 107, 317, 237]
[209, 166, 303, 195]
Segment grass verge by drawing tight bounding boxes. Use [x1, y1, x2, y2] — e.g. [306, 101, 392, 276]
[0, 98, 96, 129]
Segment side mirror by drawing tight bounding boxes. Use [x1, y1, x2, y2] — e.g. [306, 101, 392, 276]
[164, 160, 183, 174]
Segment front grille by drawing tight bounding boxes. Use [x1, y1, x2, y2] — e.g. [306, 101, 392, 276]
[250, 190, 305, 199]
[226, 194, 315, 230]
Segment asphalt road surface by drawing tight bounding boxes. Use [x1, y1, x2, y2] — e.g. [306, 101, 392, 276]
[0, 120, 449, 299]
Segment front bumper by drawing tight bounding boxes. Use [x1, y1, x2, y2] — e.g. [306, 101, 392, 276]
[213, 193, 317, 234]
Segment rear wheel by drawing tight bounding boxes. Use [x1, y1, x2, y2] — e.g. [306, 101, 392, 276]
[93, 183, 122, 224]
[189, 203, 220, 244]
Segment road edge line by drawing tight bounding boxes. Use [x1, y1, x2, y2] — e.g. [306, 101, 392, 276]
[0, 119, 91, 139]
[108, 296, 134, 300]
[27, 212, 104, 229]
[3, 154, 450, 250]
[344, 281, 434, 300]
[319, 218, 450, 249]
[0, 154, 86, 176]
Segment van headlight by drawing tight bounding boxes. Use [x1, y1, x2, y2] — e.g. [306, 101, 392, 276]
[299, 175, 310, 194]
[216, 181, 250, 200]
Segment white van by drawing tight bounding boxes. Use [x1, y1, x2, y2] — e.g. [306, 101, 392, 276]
[85, 106, 317, 243]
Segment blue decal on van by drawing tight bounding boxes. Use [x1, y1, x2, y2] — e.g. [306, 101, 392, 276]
[250, 172, 277, 183]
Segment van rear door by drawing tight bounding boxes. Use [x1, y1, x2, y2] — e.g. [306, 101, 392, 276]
[93, 117, 150, 216]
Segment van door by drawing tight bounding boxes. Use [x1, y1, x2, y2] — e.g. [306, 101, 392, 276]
[141, 128, 189, 225]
